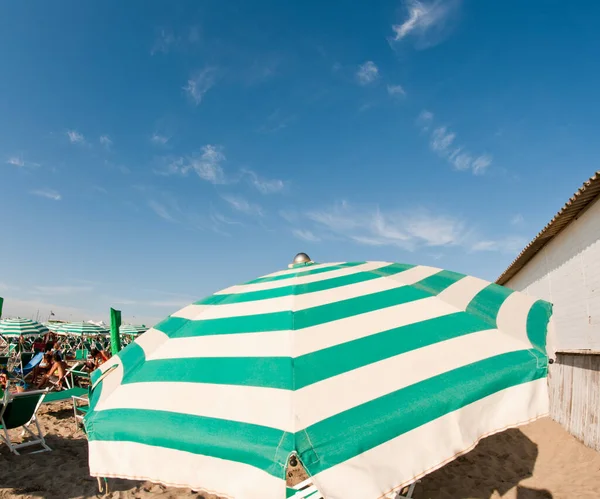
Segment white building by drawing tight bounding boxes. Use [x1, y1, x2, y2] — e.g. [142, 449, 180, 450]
[497, 171, 600, 451]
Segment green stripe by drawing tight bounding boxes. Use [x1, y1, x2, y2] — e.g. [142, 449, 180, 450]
[85, 408, 291, 478]
[125, 311, 491, 390]
[465, 283, 514, 328]
[246, 262, 365, 285]
[196, 263, 415, 305]
[295, 311, 492, 389]
[299, 349, 548, 475]
[156, 269, 466, 339]
[527, 300, 552, 355]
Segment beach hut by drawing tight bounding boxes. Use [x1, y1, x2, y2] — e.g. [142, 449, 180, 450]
[497, 170, 600, 452]
[84, 254, 554, 499]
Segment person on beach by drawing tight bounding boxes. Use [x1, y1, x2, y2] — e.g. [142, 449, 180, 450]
[36, 352, 67, 390]
[0, 370, 24, 396]
[31, 352, 53, 385]
[84, 348, 110, 372]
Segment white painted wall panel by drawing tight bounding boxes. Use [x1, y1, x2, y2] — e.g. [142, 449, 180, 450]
[505, 198, 600, 351]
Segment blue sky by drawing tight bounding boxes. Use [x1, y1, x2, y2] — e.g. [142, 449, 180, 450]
[1, 0, 599, 325]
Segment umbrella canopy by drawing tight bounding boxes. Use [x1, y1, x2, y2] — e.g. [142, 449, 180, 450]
[84, 260, 554, 499]
[44, 322, 66, 332]
[0, 318, 49, 338]
[119, 324, 148, 336]
[56, 321, 109, 336]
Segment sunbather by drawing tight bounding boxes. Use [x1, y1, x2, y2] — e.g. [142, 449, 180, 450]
[84, 348, 110, 372]
[31, 353, 53, 385]
[36, 352, 67, 390]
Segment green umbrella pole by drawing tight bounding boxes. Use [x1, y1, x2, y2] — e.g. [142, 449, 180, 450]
[110, 308, 122, 355]
[0, 297, 4, 319]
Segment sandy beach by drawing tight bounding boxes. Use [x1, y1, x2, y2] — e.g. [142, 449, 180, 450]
[0, 402, 598, 499]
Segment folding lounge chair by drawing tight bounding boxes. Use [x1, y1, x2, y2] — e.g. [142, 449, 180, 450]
[12, 351, 44, 382]
[0, 389, 51, 455]
[287, 478, 417, 499]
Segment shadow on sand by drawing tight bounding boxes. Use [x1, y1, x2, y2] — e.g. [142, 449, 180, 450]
[416, 428, 552, 498]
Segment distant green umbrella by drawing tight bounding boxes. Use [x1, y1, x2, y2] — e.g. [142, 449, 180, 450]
[0, 318, 49, 338]
[44, 322, 66, 332]
[56, 322, 109, 336]
[119, 324, 148, 336]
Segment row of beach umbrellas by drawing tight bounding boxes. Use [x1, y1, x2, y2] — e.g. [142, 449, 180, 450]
[0, 318, 148, 338]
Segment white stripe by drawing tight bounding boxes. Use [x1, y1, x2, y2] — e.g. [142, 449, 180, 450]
[217, 261, 391, 294]
[257, 261, 345, 280]
[94, 381, 294, 431]
[138, 327, 531, 434]
[496, 291, 540, 348]
[312, 379, 549, 499]
[171, 265, 443, 322]
[149, 295, 456, 360]
[88, 441, 285, 499]
[294, 328, 531, 429]
[437, 275, 491, 310]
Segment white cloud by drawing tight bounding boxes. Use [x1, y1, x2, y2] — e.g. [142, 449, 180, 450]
[148, 200, 179, 223]
[164, 145, 227, 184]
[33, 285, 93, 295]
[30, 188, 61, 201]
[151, 133, 170, 145]
[151, 29, 178, 55]
[306, 201, 468, 251]
[387, 84, 406, 97]
[418, 112, 492, 175]
[511, 214, 524, 226]
[67, 130, 85, 144]
[99, 135, 112, 149]
[471, 236, 526, 254]
[6, 156, 25, 167]
[184, 68, 217, 105]
[243, 169, 285, 194]
[221, 195, 263, 217]
[356, 61, 379, 85]
[391, 0, 460, 47]
[292, 229, 320, 242]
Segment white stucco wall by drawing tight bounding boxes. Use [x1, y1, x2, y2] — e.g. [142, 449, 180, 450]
[505, 197, 600, 351]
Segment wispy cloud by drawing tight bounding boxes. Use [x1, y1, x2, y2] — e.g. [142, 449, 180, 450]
[148, 200, 179, 223]
[161, 145, 227, 184]
[151, 28, 178, 55]
[258, 109, 296, 133]
[471, 236, 526, 254]
[184, 68, 217, 105]
[221, 195, 263, 217]
[30, 188, 61, 201]
[356, 61, 379, 85]
[99, 135, 112, 149]
[286, 200, 519, 254]
[151, 133, 170, 145]
[67, 130, 85, 144]
[511, 214, 524, 226]
[417, 111, 492, 175]
[5, 155, 39, 168]
[33, 285, 93, 295]
[243, 169, 286, 194]
[391, 0, 460, 48]
[387, 84, 406, 97]
[292, 229, 320, 242]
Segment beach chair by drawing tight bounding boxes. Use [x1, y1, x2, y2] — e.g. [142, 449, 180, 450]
[286, 478, 417, 499]
[72, 392, 89, 428]
[12, 351, 44, 382]
[0, 389, 51, 455]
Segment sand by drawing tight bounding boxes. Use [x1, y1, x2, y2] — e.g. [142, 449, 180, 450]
[1, 402, 599, 499]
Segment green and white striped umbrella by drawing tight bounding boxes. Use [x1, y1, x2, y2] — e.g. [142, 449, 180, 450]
[44, 322, 66, 332]
[119, 324, 148, 336]
[56, 321, 109, 336]
[85, 260, 554, 499]
[0, 318, 49, 338]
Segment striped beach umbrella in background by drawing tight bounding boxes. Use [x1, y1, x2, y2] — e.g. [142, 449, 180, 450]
[84, 256, 554, 499]
[119, 324, 148, 336]
[44, 322, 66, 332]
[56, 321, 109, 336]
[0, 318, 49, 338]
